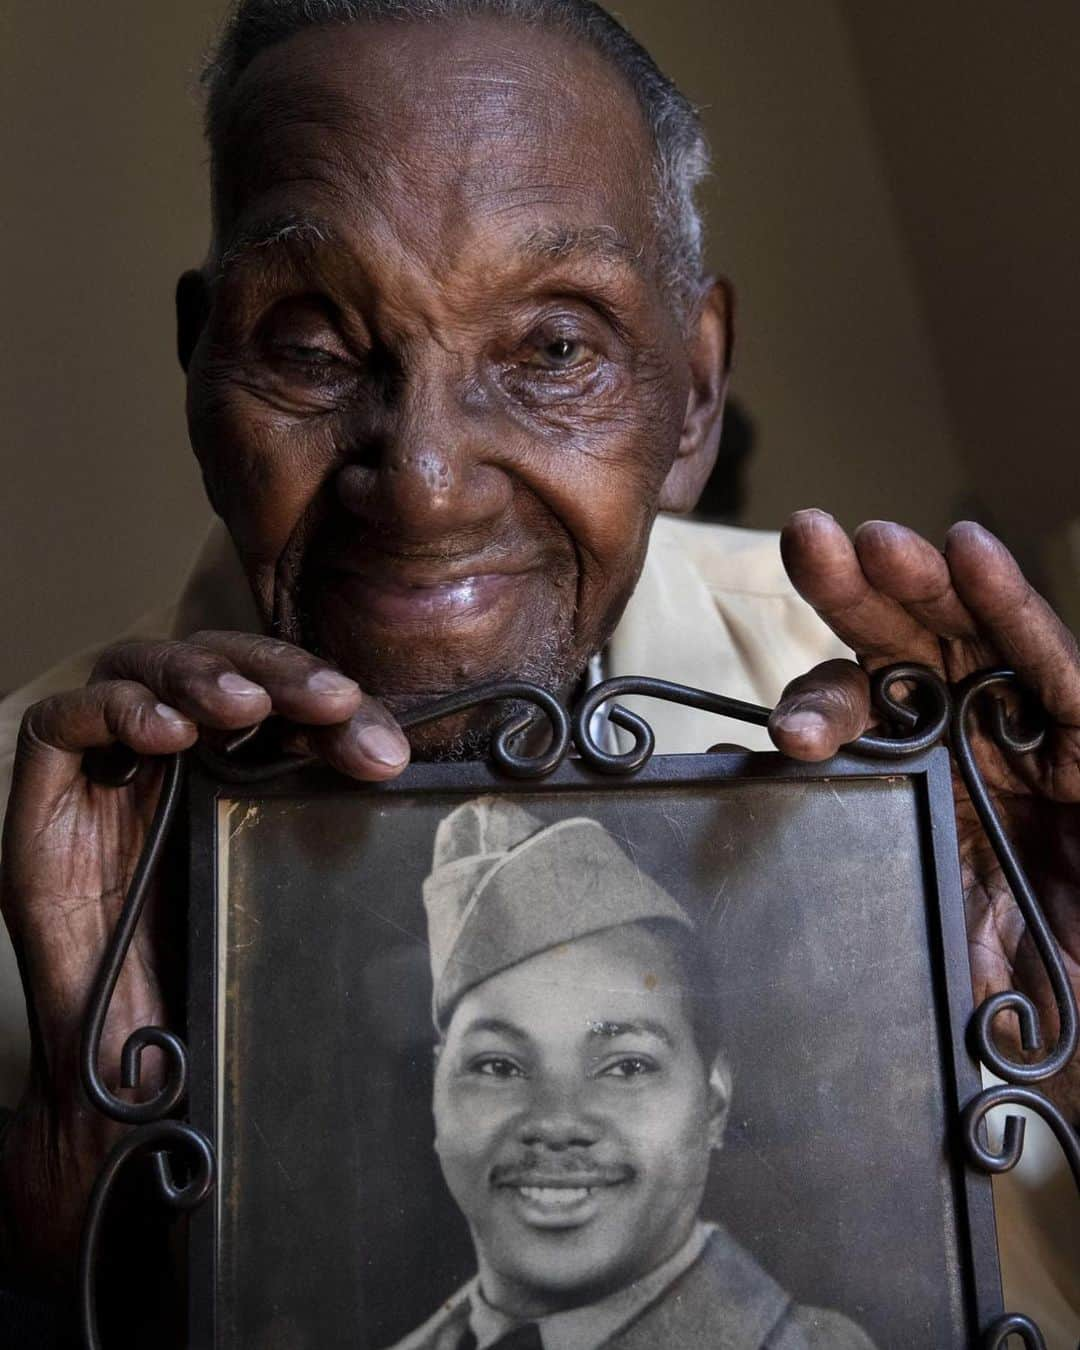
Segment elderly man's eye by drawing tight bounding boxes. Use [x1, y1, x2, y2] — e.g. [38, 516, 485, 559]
[522, 336, 592, 372]
[278, 344, 344, 368]
[470, 1055, 525, 1079]
[255, 297, 357, 378]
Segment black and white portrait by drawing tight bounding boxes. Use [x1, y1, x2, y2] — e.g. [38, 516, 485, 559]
[202, 761, 992, 1349]
[388, 796, 874, 1350]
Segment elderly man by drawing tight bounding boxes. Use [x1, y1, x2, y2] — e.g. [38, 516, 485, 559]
[392, 796, 878, 1350]
[0, 0, 1076, 1342]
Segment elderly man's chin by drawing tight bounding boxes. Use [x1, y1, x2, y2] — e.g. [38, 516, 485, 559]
[302, 568, 587, 757]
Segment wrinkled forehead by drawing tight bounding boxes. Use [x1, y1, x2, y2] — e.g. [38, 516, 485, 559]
[211, 17, 659, 272]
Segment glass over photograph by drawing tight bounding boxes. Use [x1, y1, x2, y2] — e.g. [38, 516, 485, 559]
[203, 764, 991, 1349]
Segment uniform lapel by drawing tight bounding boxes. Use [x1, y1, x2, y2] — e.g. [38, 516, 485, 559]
[606, 1226, 791, 1350]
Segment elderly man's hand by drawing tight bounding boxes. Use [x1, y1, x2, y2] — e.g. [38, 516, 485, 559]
[0, 631, 410, 1281]
[771, 509, 1080, 1119]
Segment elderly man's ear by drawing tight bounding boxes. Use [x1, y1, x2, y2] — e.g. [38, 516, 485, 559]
[658, 277, 734, 515]
[706, 1053, 733, 1152]
[176, 269, 210, 373]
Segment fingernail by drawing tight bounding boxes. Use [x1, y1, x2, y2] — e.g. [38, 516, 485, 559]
[218, 672, 266, 698]
[307, 669, 360, 695]
[356, 724, 410, 768]
[775, 710, 829, 738]
[155, 702, 191, 725]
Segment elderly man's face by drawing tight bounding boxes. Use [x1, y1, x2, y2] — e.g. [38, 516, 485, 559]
[432, 925, 728, 1317]
[179, 17, 726, 743]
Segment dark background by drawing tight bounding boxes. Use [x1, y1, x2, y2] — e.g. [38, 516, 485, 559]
[218, 767, 981, 1349]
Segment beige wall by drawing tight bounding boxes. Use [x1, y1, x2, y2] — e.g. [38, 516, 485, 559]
[618, 0, 968, 539]
[840, 0, 1080, 585]
[1, 1, 978, 693]
[1, 3, 221, 693]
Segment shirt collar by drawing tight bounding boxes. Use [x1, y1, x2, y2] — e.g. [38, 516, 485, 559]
[467, 1221, 714, 1350]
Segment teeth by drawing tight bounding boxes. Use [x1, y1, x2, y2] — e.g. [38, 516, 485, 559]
[518, 1186, 591, 1206]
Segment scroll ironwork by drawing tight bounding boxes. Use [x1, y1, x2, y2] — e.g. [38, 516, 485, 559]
[198, 679, 571, 783]
[79, 753, 188, 1127]
[950, 670, 1078, 1084]
[571, 662, 951, 772]
[78, 1121, 215, 1350]
[75, 663, 1078, 1349]
[980, 1314, 1048, 1350]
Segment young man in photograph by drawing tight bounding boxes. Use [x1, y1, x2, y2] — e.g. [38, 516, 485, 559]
[391, 797, 877, 1350]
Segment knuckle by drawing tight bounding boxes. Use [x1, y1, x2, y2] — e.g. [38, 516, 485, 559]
[187, 630, 309, 673]
[250, 636, 306, 664]
[138, 650, 178, 697]
[100, 681, 149, 733]
[781, 662, 867, 726]
[18, 696, 61, 751]
[90, 639, 179, 690]
[19, 686, 93, 749]
[157, 640, 234, 694]
[89, 639, 141, 682]
[819, 658, 867, 690]
[186, 629, 231, 649]
[94, 677, 137, 702]
[110, 695, 153, 746]
[816, 684, 862, 722]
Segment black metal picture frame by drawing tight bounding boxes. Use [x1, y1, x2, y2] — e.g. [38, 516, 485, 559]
[74, 665, 1080, 1350]
[184, 745, 1001, 1349]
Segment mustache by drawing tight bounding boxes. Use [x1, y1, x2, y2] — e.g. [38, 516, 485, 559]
[490, 1155, 634, 1188]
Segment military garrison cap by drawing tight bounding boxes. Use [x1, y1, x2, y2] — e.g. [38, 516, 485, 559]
[423, 796, 694, 1030]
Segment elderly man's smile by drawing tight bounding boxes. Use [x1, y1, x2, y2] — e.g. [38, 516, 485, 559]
[302, 537, 577, 710]
[322, 562, 539, 628]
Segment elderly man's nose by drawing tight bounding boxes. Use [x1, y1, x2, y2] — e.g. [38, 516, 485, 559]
[335, 385, 508, 538]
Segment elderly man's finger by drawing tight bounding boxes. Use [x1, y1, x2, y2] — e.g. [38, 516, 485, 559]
[184, 631, 364, 724]
[291, 704, 411, 780]
[92, 639, 272, 729]
[852, 520, 979, 640]
[769, 659, 871, 760]
[945, 522, 1080, 725]
[92, 633, 363, 729]
[780, 510, 939, 667]
[15, 682, 198, 800]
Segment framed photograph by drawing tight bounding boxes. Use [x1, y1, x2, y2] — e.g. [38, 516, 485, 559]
[186, 746, 1002, 1349]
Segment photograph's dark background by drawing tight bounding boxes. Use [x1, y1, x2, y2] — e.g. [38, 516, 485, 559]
[3, 0, 1080, 699]
[220, 770, 980, 1349]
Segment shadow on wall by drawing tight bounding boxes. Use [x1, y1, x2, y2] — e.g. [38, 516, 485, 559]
[693, 396, 755, 524]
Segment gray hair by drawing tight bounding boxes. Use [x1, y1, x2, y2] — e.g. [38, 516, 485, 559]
[201, 0, 710, 319]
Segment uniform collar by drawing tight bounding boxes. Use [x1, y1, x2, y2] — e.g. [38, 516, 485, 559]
[466, 1221, 714, 1350]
